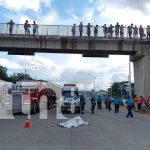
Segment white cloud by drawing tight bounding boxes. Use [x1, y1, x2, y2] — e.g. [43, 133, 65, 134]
[0, 0, 53, 12]
[0, 58, 22, 69]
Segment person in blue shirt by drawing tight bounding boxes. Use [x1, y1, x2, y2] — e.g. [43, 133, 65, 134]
[107, 96, 112, 111]
[126, 96, 134, 118]
[114, 96, 121, 113]
[97, 95, 103, 109]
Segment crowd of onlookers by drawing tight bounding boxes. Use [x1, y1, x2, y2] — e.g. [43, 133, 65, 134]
[80, 94, 150, 118]
[72, 22, 149, 39]
[6, 20, 150, 39]
[133, 95, 150, 112]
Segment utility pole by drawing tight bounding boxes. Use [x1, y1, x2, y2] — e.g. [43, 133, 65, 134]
[129, 57, 132, 97]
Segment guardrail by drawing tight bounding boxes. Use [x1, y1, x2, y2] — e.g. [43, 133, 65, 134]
[0, 23, 148, 39]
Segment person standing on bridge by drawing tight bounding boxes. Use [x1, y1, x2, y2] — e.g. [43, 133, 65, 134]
[91, 96, 96, 114]
[24, 20, 31, 35]
[79, 22, 83, 37]
[115, 22, 120, 38]
[80, 94, 86, 114]
[71, 24, 76, 37]
[32, 21, 39, 36]
[146, 25, 150, 39]
[139, 25, 144, 39]
[108, 24, 114, 38]
[133, 25, 138, 39]
[94, 25, 98, 37]
[120, 25, 124, 39]
[7, 20, 15, 35]
[102, 24, 108, 37]
[86, 23, 92, 37]
[128, 24, 133, 39]
[126, 96, 134, 118]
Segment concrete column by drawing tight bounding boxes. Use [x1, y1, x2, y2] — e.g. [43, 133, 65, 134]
[134, 55, 150, 98]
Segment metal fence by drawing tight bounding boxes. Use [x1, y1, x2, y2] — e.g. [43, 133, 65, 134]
[0, 23, 148, 39]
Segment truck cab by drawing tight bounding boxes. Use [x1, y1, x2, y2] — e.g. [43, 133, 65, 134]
[61, 84, 80, 113]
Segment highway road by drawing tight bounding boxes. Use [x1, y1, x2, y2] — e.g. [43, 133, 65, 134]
[0, 100, 150, 150]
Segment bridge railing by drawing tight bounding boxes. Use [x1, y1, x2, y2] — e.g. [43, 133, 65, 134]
[0, 23, 148, 38]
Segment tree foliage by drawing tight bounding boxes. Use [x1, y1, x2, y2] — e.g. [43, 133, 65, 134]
[108, 81, 134, 98]
[0, 65, 9, 81]
[9, 73, 33, 83]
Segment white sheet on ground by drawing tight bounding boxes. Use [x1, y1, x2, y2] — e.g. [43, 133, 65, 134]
[58, 116, 89, 128]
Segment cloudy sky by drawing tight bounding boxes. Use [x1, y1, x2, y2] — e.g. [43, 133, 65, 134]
[0, 0, 149, 90]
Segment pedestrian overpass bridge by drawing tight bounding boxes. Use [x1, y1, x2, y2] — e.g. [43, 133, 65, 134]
[0, 23, 150, 98]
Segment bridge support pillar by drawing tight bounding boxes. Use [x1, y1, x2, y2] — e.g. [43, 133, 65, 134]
[132, 55, 150, 98]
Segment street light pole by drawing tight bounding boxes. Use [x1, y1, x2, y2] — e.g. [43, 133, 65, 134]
[93, 75, 102, 94]
[24, 66, 38, 80]
[129, 57, 132, 97]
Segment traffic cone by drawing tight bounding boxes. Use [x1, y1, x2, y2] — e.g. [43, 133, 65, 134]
[24, 118, 30, 128]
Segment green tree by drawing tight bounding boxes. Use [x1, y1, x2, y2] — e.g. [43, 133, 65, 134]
[0, 65, 9, 81]
[9, 73, 34, 83]
[108, 81, 134, 98]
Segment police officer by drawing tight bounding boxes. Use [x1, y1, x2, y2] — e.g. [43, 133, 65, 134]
[126, 96, 134, 118]
[97, 95, 103, 109]
[114, 96, 121, 113]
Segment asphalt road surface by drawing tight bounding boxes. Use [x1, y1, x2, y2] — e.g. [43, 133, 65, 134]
[0, 100, 150, 150]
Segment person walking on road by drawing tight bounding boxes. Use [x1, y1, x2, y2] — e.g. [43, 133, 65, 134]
[80, 95, 86, 114]
[97, 95, 103, 109]
[91, 96, 96, 114]
[126, 96, 134, 118]
[114, 96, 121, 113]
[107, 96, 112, 111]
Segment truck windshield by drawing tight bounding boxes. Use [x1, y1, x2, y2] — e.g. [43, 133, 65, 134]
[62, 91, 79, 99]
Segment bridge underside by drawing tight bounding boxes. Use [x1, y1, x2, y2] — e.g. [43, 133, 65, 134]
[0, 35, 137, 56]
